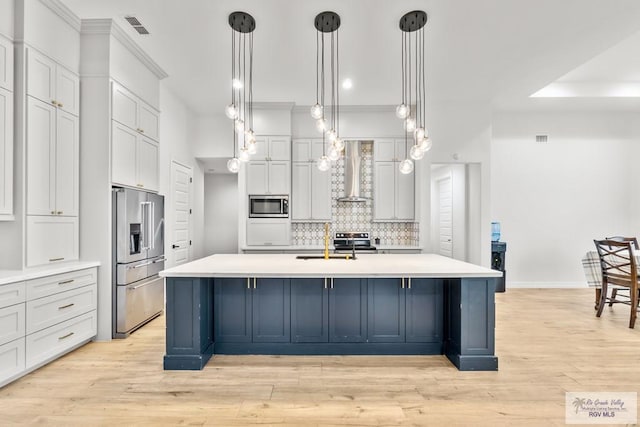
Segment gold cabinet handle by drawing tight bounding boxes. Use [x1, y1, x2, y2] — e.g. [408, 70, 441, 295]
[58, 332, 74, 340]
[57, 211, 63, 215]
[137, 184, 144, 188]
[137, 128, 145, 133]
[49, 257, 65, 262]
[59, 279, 74, 285]
[51, 210, 55, 215]
[51, 100, 57, 105]
[58, 303, 75, 310]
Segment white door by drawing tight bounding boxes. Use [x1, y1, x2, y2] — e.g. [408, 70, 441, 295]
[438, 176, 453, 258]
[170, 161, 192, 266]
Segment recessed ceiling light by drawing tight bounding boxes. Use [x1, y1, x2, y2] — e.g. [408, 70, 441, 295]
[342, 78, 353, 90]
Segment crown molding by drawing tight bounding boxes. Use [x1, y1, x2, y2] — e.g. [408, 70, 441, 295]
[40, 0, 81, 32]
[292, 104, 398, 113]
[80, 18, 168, 80]
[252, 102, 296, 111]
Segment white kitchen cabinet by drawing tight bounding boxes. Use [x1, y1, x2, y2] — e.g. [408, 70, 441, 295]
[373, 139, 415, 221]
[26, 48, 79, 116]
[0, 338, 25, 386]
[292, 139, 325, 162]
[111, 121, 159, 192]
[246, 219, 291, 246]
[246, 160, 290, 195]
[0, 87, 13, 219]
[0, 304, 25, 346]
[254, 136, 290, 161]
[291, 161, 331, 221]
[26, 98, 79, 217]
[112, 82, 160, 142]
[0, 35, 13, 91]
[26, 215, 79, 267]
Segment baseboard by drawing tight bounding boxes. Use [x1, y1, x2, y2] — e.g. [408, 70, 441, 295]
[507, 281, 588, 289]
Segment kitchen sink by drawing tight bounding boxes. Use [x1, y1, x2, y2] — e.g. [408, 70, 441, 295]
[295, 255, 352, 260]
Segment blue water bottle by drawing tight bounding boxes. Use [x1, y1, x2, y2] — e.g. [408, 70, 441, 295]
[491, 222, 501, 242]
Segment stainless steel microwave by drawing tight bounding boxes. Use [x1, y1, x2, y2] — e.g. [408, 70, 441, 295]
[249, 195, 289, 218]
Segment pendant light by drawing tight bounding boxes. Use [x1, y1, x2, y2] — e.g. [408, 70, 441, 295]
[311, 11, 343, 171]
[397, 11, 429, 174]
[226, 12, 256, 173]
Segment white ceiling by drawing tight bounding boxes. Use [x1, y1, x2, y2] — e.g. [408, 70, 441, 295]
[61, 0, 640, 114]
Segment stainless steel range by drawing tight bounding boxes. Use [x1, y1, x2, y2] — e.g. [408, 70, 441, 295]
[333, 232, 378, 253]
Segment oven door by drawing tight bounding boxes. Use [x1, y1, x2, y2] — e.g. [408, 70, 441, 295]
[249, 196, 288, 218]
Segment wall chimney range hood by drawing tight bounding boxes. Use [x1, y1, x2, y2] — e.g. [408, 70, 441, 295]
[337, 141, 370, 202]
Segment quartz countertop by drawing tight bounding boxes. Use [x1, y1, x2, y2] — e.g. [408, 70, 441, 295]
[0, 261, 101, 286]
[160, 253, 500, 279]
[241, 245, 422, 251]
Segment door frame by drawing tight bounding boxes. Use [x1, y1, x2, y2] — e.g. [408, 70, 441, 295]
[169, 159, 193, 267]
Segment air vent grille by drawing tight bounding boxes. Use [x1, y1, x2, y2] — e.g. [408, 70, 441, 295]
[535, 135, 548, 143]
[124, 16, 150, 35]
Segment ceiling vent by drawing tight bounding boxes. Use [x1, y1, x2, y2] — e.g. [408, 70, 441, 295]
[125, 16, 150, 35]
[535, 134, 548, 143]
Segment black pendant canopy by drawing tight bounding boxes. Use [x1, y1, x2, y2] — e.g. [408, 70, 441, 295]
[229, 11, 256, 33]
[314, 11, 340, 33]
[399, 10, 427, 32]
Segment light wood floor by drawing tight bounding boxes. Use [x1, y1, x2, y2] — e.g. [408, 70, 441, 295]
[1, 288, 638, 426]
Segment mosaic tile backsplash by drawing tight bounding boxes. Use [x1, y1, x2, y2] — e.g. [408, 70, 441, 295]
[291, 142, 419, 247]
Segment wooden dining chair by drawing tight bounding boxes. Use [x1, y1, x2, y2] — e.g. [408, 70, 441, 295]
[593, 239, 639, 328]
[605, 236, 639, 306]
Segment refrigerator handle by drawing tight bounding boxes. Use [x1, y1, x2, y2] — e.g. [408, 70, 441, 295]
[141, 202, 150, 251]
[150, 202, 155, 250]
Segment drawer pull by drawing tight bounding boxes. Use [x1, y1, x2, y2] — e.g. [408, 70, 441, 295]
[58, 332, 74, 340]
[49, 257, 65, 262]
[59, 279, 74, 285]
[58, 303, 75, 310]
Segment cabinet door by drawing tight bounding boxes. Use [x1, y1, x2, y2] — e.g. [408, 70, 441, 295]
[138, 102, 159, 141]
[291, 163, 311, 220]
[329, 278, 367, 343]
[373, 162, 395, 220]
[136, 136, 159, 192]
[112, 83, 138, 130]
[26, 215, 78, 267]
[55, 66, 79, 117]
[252, 278, 290, 343]
[111, 121, 138, 188]
[268, 137, 290, 161]
[0, 36, 13, 91]
[394, 139, 408, 159]
[26, 99, 56, 216]
[311, 165, 331, 220]
[0, 88, 12, 217]
[214, 278, 251, 343]
[291, 139, 311, 162]
[55, 110, 79, 216]
[406, 279, 443, 343]
[395, 168, 415, 220]
[311, 140, 325, 160]
[367, 278, 405, 343]
[374, 139, 396, 162]
[268, 161, 290, 194]
[291, 279, 328, 343]
[252, 136, 268, 160]
[0, 338, 25, 385]
[26, 49, 56, 106]
[246, 161, 268, 194]
[246, 220, 290, 246]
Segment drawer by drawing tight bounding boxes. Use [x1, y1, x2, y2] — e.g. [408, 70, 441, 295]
[26, 268, 96, 300]
[0, 281, 26, 308]
[26, 285, 96, 334]
[0, 338, 25, 386]
[26, 310, 96, 370]
[0, 304, 25, 347]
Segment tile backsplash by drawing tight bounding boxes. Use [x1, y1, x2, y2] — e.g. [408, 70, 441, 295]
[291, 142, 419, 247]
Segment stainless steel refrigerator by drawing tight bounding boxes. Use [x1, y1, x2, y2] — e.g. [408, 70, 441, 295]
[112, 187, 165, 338]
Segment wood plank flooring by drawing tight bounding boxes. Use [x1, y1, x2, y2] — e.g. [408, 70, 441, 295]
[1, 288, 639, 426]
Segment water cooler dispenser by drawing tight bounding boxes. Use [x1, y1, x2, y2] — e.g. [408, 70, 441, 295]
[491, 222, 506, 292]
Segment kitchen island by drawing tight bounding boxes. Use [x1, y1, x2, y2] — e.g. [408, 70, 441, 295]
[159, 254, 501, 371]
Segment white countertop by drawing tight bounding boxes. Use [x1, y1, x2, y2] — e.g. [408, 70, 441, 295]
[160, 254, 501, 279]
[0, 261, 101, 286]
[241, 245, 422, 251]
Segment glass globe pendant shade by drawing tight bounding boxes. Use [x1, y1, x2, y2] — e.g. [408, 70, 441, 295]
[247, 141, 257, 155]
[396, 104, 410, 119]
[239, 146, 250, 162]
[409, 144, 425, 160]
[326, 129, 337, 142]
[310, 103, 324, 119]
[415, 127, 426, 142]
[328, 146, 341, 161]
[419, 137, 433, 152]
[232, 78, 243, 89]
[315, 118, 328, 133]
[227, 157, 241, 173]
[234, 118, 245, 133]
[399, 158, 414, 174]
[404, 117, 416, 133]
[333, 138, 345, 151]
[225, 104, 238, 119]
[317, 155, 331, 171]
[244, 129, 256, 144]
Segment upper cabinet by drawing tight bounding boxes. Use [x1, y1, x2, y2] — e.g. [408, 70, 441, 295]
[0, 36, 13, 91]
[247, 136, 291, 195]
[291, 139, 331, 222]
[111, 121, 159, 192]
[27, 48, 79, 117]
[112, 82, 160, 142]
[373, 139, 415, 221]
[253, 136, 290, 161]
[0, 86, 13, 219]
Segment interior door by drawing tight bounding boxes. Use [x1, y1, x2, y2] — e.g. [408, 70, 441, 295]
[438, 176, 453, 258]
[170, 161, 192, 266]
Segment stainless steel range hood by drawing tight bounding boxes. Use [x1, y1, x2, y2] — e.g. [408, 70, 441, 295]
[337, 141, 370, 202]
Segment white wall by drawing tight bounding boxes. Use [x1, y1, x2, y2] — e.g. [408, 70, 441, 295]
[491, 111, 640, 288]
[204, 173, 238, 255]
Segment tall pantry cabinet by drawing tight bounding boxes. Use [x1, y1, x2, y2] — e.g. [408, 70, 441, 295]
[0, 34, 14, 221]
